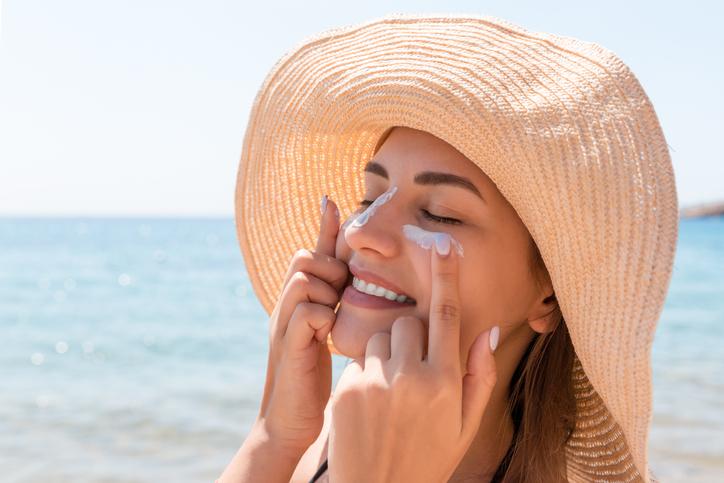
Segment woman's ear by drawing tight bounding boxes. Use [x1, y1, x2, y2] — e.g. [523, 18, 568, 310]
[528, 292, 561, 334]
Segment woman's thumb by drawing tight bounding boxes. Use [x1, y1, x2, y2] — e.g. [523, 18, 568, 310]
[460, 326, 499, 442]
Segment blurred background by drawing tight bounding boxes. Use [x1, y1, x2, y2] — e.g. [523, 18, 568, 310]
[1, 1, 722, 482]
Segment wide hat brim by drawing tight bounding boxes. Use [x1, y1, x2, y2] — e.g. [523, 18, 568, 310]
[234, 12, 678, 482]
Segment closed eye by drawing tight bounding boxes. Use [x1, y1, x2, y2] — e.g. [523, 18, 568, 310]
[358, 199, 462, 225]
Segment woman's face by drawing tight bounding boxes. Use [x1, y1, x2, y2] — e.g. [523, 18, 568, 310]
[332, 126, 551, 368]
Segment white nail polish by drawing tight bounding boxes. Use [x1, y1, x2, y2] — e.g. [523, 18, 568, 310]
[434, 233, 451, 256]
[321, 194, 328, 216]
[489, 325, 500, 353]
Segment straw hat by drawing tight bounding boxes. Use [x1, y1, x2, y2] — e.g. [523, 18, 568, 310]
[234, 12, 678, 482]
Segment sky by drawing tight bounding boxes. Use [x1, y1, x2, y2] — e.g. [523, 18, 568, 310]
[0, 0, 721, 216]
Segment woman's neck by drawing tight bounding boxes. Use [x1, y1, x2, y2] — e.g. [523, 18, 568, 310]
[447, 380, 514, 482]
[448, 325, 534, 482]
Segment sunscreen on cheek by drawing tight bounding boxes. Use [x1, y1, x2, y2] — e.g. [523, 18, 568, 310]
[402, 224, 464, 257]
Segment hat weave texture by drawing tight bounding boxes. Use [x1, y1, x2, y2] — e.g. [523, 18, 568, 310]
[234, 12, 678, 482]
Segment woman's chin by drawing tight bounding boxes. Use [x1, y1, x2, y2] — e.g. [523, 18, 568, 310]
[329, 303, 396, 358]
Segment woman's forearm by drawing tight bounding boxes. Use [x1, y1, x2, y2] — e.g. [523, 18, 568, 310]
[216, 418, 306, 483]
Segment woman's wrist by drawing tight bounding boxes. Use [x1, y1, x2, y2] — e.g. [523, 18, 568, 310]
[216, 417, 307, 483]
[251, 416, 311, 461]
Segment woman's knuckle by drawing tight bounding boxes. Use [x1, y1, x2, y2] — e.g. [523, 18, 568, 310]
[292, 301, 313, 318]
[294, 247, 312, 260]
[291, 248, 313, 269]
[364, 377, 388, 398]
[331, 387, 355, 411]
[428, 373, 452, 394]
[289, 270, 311, 289]
[434, 302, 459, 322]
[390, 370, 415, 390]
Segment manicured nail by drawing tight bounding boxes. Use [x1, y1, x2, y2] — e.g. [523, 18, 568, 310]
[489, 325, 500, 353]
[321, 194, 328, 216]
[434, 233, 451, 256]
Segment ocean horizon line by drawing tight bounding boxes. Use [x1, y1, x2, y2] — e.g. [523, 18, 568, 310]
[0, 214, 235, 220]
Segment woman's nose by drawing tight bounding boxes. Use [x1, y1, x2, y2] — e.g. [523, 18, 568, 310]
[343, 186, 401, 257]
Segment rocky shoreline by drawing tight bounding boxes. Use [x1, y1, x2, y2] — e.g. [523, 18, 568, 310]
[679, 200, 724, 218]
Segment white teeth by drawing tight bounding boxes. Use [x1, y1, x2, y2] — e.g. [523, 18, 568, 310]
[352, 276, 414, 304]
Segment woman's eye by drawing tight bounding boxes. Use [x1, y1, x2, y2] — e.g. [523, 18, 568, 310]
[421, 209, 462, 225]
[358, 199, 374, 211]
[357, 199, 462, 225]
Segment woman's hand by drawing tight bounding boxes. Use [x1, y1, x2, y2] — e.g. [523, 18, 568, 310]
[328, 234, 499, 483]
[256, 195, 349, 458]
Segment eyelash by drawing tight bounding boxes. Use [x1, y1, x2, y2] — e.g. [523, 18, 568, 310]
[358, 199, 462, 225]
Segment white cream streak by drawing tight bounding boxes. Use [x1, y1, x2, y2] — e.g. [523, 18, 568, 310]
[402, 224, 464, 257]
[351, 185, 398, 228]
[342, 185, 398, 242]
[341, 214, 356, 231]
[340, 212, 359, 246]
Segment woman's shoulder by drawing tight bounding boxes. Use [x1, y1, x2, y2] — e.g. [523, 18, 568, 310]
[289, 396, 333, 483]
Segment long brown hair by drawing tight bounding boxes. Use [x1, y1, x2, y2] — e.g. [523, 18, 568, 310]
[493, 236, 577, 482]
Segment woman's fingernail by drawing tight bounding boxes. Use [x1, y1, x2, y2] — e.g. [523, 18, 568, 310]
[321, 194, 328, 216]
[434, 233, 451, 256]
[489, 325, 500, 353]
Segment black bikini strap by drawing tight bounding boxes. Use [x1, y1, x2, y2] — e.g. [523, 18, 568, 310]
[308, 457, 328, 483]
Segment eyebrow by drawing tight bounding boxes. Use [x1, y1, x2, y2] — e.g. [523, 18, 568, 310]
[363, 161, 486, 203]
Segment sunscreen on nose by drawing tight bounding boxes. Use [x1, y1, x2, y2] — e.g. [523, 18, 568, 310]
[402, 224, 464, 257]
[340, 212, 359, 245]
[342, 185, 397, 244]
[350, 185, 398, 228]
[341, 214, 356, 231]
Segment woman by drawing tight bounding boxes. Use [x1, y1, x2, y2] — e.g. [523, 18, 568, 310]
[218, 13, 678, 483]
[311, 125, 570, 482]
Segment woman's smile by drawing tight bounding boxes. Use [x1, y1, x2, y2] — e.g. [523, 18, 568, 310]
[341, 264, 417, 310]
[342, 283, 416, 309]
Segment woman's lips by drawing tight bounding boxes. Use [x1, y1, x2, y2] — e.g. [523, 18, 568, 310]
[347, 264, 413, 300]
[342, 284, 416, 310]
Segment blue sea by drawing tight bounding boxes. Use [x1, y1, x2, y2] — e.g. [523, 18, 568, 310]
[1, 217, 722, 482]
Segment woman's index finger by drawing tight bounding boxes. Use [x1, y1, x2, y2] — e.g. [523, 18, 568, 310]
[427, 233, 462, 374]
